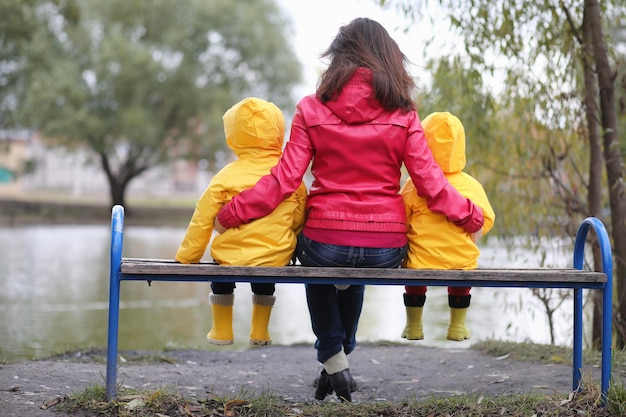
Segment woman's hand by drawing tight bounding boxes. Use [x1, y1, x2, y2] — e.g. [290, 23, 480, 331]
[214, 217, 227, 234]
[470, 228, 483, 243]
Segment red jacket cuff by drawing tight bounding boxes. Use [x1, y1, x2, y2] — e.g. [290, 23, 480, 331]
[217, 205, 243, 229]
[454, 204, 484, 233]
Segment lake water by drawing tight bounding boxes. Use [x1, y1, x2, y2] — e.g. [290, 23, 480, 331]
[0, 225, 587, 363]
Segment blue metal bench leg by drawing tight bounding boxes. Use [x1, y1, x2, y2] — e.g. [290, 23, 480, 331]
[601, 281, 612, 399]
[573, 217, 613, 402]
[573, 288, 583, 391]
[106, 205, 125, 401]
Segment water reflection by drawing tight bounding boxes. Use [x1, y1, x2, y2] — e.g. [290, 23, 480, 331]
[0, 225, 581, 363]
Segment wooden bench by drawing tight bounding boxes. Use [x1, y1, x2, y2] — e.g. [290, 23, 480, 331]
[105, 204, 614, 402]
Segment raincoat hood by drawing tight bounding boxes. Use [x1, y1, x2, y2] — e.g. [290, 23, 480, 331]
[325, 68, 385, 124]
[422, 112, 466, 174]
[223, 97, 285, 158]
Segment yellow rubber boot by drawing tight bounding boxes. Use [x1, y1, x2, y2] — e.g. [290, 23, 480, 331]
[447, 307, 470, 341]
[207, 293, 234, 345]
[249, 294, 275, 346]
[401, 306, 424, 340]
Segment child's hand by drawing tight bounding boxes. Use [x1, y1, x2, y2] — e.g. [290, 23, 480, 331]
[214, 217, 227, 234]
[470, 228, 482, 243]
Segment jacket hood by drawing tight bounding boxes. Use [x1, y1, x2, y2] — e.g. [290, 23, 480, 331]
[325, 68, 385, 124]
[421, 112, 466, 173]
[223, 97, 284, 158]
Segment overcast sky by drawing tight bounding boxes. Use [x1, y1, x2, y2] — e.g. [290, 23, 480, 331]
[276, 0, 453, 98]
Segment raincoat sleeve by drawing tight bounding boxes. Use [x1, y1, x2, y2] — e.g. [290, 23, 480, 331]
[292, 182, 308, 236]
[175, 186, 222, 264]
[468, 180, 496, 236]
[400, 178, 418, 222]
[403, 114, 484, 233]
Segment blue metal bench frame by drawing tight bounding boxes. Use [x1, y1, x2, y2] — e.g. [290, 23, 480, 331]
[105, 205, 613, 402]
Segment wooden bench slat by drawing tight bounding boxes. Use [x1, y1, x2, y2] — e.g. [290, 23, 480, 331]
[120, 258, 607, 284]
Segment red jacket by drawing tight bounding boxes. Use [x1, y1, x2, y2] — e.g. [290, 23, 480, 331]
[217, 68, 484, 245]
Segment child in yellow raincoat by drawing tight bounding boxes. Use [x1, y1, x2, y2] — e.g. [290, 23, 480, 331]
[401, 112, 495, 341]
[175, 97, 307, 346]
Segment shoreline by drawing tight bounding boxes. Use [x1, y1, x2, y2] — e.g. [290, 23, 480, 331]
[0, 197, 194, 227]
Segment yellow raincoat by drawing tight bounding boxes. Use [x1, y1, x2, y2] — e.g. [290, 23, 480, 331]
[402, 112, 495, 269]
[175, 97, 307, 266]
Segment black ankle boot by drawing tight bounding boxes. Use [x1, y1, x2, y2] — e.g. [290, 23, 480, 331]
[313, 369, 358, 400]
[313, 370, 332, 400]
[329, 368, 352, 402]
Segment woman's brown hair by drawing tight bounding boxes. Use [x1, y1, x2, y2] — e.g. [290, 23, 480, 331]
[316, 17, 416, 112]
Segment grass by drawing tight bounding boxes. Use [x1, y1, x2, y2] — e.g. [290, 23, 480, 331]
[472, 340, 626, 379]
[48, 340, 626, 417]
[52, 379, 623, 416]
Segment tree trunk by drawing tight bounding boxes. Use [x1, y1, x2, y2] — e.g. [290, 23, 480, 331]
[99, 151, 127, 209]
[582, 9, 606, 350]
[110, 180, 127, 208]
[586, 0, 626, 347]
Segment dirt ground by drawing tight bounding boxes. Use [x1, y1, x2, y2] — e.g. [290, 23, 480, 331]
[0, 343, 600, 416]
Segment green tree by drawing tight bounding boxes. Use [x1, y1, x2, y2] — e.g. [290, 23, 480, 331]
[382, 0, 626, 347]
[0, 0, 40, 126]
[417, 56, 495, 155]
[417, 54, 587, 252]
[6, 0, 301, 208]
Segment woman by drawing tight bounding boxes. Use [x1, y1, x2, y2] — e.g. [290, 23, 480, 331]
[214, 17, 484, 402]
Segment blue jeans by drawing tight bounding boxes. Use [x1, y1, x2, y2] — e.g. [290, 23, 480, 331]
[296, 234, 407, 364]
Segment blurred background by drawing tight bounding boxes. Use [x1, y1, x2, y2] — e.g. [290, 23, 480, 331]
[1, 0, 623, 360]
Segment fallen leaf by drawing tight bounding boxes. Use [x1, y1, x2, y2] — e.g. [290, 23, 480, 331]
[560, 391, 575, 406]
[125, 398, 145, 411]
[186, 404, 204, 412]
[225, 399, 248, 416]
[40, 397, 63, 410]
[182, 403, 194, 416]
